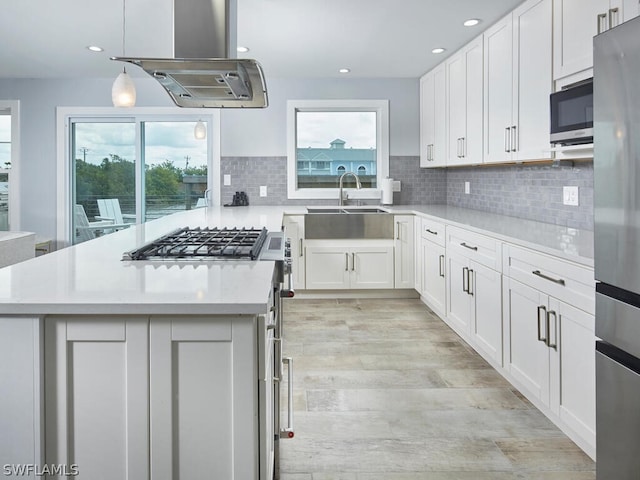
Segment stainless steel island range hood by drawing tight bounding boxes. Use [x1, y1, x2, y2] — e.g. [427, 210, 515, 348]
[112, 0, 268, 108]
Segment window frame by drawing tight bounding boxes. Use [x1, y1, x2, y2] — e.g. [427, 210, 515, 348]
[286, 100, 389, 200]
[0, 100, 20, 230]
[56, 107, 220, 247]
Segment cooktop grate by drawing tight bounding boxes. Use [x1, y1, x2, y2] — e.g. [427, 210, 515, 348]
[124, 227, 268, 260]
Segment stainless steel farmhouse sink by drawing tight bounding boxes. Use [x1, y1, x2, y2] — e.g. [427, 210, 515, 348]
[305, 207, 394, 239]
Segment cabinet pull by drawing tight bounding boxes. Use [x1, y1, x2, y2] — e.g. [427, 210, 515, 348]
[468, 269, 474, 296]
[597, 12, 608, 34]
[505, 127, 511, 152]
[532, 270, 566, 286]
[345, 252, 349, 271]
[396, 222, 400, 240]
[511, 125, 517, 152]
[439, 254, 445, 277]
[425, 228, 438, 236]
[546, 310, 558, 350]
[460, 242, 478, 251]
[609, 7, 619, 29]
[537, 306, 547, 343]
[352, 252, 355, 271]
[461, 137, 466, 158]
[299, 238, 303, 257]
[462, 267, 469, 293]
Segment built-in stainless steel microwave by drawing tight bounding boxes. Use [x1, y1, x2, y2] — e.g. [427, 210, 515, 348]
[550, 78, 593, 145]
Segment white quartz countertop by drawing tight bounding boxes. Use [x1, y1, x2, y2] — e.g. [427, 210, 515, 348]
[0, 207, 293, 315]
[0, 204, 593, 315]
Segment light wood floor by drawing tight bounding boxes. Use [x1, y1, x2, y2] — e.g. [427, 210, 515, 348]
[279, 298, 595, 480]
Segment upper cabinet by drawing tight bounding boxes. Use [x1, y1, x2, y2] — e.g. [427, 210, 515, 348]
[446, 37, 483, 166]
[484, 0, 553, 164]
[419, 64, 446, 167]
[553, 0, 639, 81]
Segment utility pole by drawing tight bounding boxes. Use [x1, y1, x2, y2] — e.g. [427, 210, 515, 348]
[184, 155, 190, 172]
[78, 147, 89, 162]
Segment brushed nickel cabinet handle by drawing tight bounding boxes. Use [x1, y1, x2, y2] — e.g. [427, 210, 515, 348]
[462, 267, 469, 293]
[345, 252, 349, 271]
[352, 252, 355, 271]
[537, 305, 547, 343]
[609, 8, 619, 28]
[468, 269, 474, 296]
[462, 137, 466, 158]
[597, 12, 607, 34]
[425, 228, 438, 235]
[299, 238, 303, 257]
[460, 242, 478, 251]
[532, 270, 566, 286]
[396, 222, 400, 240]
[546, 310, 558, 350]
[439, 254, 445, 277]
[505, 127, 510, 152]
[511, 125, 517, 152]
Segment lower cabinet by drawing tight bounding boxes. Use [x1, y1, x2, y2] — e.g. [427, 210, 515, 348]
[504, 277, 596, 456]
[305, 241, 394, 290]
[446, 251, 503, 366]
[394, 215, 415, 289]
[283, 215, 306, 290]
[420, 237, 446, 317]
[44, 315, 260, 480]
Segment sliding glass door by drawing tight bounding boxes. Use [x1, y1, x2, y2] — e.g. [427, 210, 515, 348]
[70, 117, 209, 244]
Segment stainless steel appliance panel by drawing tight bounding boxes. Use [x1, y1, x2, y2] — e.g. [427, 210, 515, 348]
[596, 344, 640, 479]
[594, 16, 640, 292]
[596, 290, 640, 359]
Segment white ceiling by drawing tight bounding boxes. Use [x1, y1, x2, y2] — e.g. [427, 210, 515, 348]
[0, 0, 525, 80]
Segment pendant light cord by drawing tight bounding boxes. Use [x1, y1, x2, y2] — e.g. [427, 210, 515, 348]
[121, 0, 127, 72]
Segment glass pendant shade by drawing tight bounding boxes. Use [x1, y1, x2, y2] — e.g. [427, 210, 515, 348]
[194, 120, 207, 140]
[112, 68, 136, 107]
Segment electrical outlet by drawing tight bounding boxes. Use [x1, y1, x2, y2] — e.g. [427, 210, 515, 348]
[464, 181, 470, 195]
[392, 180, 401, 192]
[260, 186, 267, 197]
[223, 174, 231, 186]
[563, 186, 579, 206]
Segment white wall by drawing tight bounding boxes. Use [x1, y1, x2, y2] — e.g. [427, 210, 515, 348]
[0, 76, 419, 239]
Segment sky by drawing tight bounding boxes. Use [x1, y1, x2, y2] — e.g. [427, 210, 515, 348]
[296, 111, 377, 149]
[73, 121, 208, 169]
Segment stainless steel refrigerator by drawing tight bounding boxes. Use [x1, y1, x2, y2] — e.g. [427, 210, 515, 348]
[594, 14, 640, 479]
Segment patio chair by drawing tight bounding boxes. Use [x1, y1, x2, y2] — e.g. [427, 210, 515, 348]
[74, 205, 129, 243]
[96, 198, 136, 224]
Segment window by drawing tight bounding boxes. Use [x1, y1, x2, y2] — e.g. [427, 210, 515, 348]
[287, 100, 389, 199]
[57, 108, 220, 246]
[0, 101, 19, 231]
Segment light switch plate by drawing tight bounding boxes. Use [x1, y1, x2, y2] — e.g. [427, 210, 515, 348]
[392, 180, 401, 192]
[223, 174, 231, 186]
[563, 186, 579, 206]
[260, 186, 267, 197]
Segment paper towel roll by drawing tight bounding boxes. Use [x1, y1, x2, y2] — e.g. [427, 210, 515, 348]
[381, 177, 394, 205]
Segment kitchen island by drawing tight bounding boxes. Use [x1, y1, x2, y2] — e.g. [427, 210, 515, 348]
[0, 206, 301, 480]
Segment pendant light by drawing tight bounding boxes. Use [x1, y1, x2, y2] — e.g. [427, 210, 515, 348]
[194, 120, 207, 140]
[112, 0, 136, 107]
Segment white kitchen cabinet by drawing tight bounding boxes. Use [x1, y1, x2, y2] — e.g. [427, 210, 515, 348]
[502, 244, 596, 457]
[305, 241, 394, 290]
[394, 215, 415, 289]
[420, 238, 446, 318]
[420, 64, 447, 167]
[484, 0, 552, 164]
[446, 226, 503, 366]
[283, 215, 306, 289]
[553, 0, 639, 81]
[446, 36, 484, 166]
[45, 315, 260, 480]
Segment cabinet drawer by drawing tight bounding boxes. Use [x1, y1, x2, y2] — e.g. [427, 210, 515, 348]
[446, 225, 502, 270]
[420, 217, 446, 246]
[504, 244, 595, 315]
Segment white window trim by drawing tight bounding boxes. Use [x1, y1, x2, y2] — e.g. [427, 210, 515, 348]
[0, 100, 20, 230]
[286, 99, 389, 200]
[56, 107, 220, 247]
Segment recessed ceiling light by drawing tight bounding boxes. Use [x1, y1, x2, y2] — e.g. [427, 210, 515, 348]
[87, 45, 104, 52]
[431, 48, 446, 54]
[463, 18, 480, 27]
[237, 46, 250, 53]
[339, 68, 351, 74]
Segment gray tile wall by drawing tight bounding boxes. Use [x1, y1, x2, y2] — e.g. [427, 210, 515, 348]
[446, 162, 594, 230]
[220, 156, 594, 230]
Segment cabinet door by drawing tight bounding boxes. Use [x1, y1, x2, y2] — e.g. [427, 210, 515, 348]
[549, 299, 596, 450]
[150, 316, 257, 480]
[351, 246, 395, 289]
[622, 0, 640, 21]
[394, 215, 415, 289]
[483, 15, 514, 164]
[432, 64, 448, 167]
[283, 215, 305, 289]
[420, 73, 435, 167]
[446, 252, 472, 337]
[447, 51, 466, 166]
[470, 261, 503, 366]
[465, 37, 484, 164]
[44, 316, 149, 480]
[513, 0, 553, 161]
[421, 238, 446, 317]
[305, 246, 350, 289]
[553, 0, 610, 80]
[504, 278, 550, 407]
